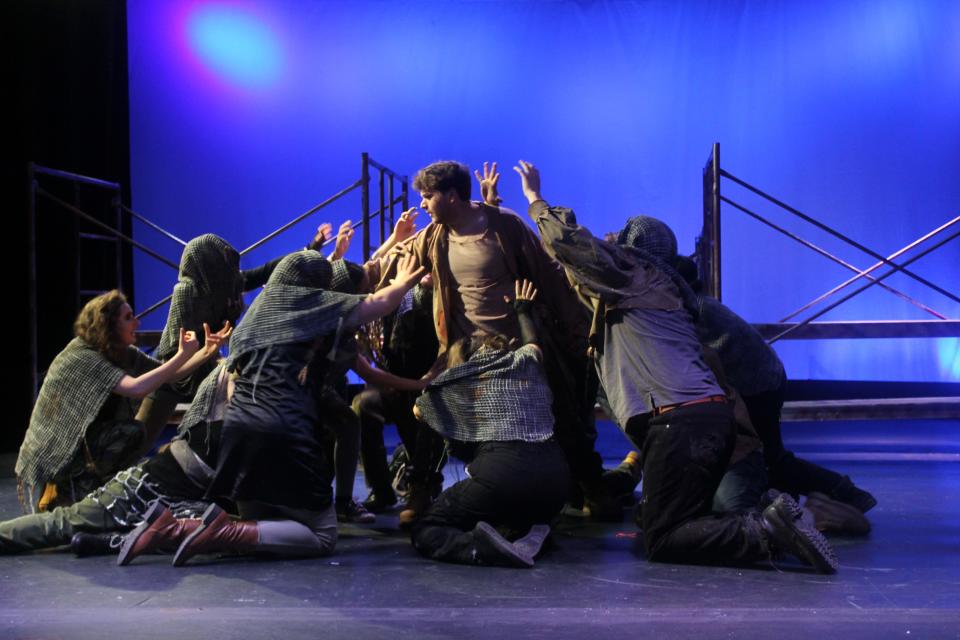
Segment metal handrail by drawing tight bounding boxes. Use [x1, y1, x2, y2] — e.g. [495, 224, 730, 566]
[778, 215, 960, 323]
[31, 164, 121, 190]
[122, 204, 188, 247]
[768, 228, 960, 343]
[719, 196, 947, 319]
[37, 188, 179, 270]
[239, 179, 362, 255]
[722, 170, 960, 305]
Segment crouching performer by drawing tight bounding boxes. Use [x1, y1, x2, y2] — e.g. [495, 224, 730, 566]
[411, 279, 568, 568]
[15, 290, 229, 514]
[0, 363, 230, 556]
[121, 250, 425, 566]
[513, 161, 838, 573]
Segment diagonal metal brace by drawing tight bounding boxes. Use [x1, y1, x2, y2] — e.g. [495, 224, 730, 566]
[723, 170, 960, 305]
[780, 215, 960, 322]
[720, 196, 946, 320]
[768, 228, 960, 343]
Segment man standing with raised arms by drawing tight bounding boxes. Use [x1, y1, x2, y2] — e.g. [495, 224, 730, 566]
[385, 160, 618, 521]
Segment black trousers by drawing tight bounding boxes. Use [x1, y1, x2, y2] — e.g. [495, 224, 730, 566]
[411, 440, 569, 565]
[353, 387, 446, 495]
[634, 403, 766, 565]
[743, 383, 845, 497]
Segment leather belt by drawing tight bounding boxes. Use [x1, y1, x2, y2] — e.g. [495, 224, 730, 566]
[653, 394, 728, 417]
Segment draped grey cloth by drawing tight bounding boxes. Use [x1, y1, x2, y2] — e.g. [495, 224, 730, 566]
[415, 344, 554, 444]
[16, 339, 159, 500]
[226, 251, 365, 369]
[155, 234, 243, 361]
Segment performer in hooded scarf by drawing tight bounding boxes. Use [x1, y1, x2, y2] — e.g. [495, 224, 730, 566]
[410, 280, 569, 568]
[512, 160, 838, 574]
[123, 250, 425, 566]
[136, 233, 288, 450]
[15, 290, 229, 513]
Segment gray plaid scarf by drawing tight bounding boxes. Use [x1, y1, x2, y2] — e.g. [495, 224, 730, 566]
[227, 251, 365, 369]
[618, 215, 700, 319]
[16, 339, 159, 494]
[415, 344, 554, 443]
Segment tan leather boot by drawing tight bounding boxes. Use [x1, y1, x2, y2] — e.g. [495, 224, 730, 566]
[172, 503, 259, 567]
[117, 502, 202, 566]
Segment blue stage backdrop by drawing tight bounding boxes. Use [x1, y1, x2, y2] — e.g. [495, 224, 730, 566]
[127, 0, 959, 382]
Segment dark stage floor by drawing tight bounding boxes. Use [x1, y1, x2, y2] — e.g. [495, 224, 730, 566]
[2, 418, 959, 639]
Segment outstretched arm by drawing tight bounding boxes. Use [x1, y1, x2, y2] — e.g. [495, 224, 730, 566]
[113, 328, 201, 398]
[353, 354, 430, 392]
[171, 321, 232, 378]
[356, 254, 425, 324]
[513, 160, 631, 295]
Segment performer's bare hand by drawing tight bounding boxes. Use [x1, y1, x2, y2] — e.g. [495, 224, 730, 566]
[513, 160, 543, 205]
[504, 279, 538, 305]
[202, 321, 233, 357]
[308, 222, 333, 251]
[391, 253, 426, 290]
[394, 208, 419, 242]
[178, 328, 200, 356]
[331, 220, 354, 260]
[474, 162, 502, 206]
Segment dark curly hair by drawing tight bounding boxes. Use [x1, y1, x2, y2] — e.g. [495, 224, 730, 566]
[413, 161, 471, 201]
[446, 333, 513, 368]
[73, 289, 129, 365]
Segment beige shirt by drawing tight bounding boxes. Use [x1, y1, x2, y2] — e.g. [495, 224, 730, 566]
[446, 227, 519, 342]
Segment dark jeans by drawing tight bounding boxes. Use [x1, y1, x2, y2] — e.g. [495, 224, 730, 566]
[713, 449, 768, 513]
[744, 384, 845, 497]
[353, 387, 445, 495]
[411, 440, 569, 565]
[635, 403, 766, 565]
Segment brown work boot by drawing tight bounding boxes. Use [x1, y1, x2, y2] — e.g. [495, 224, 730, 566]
[398, 482, 433, 529]
[117, 502, 202, 566]
[172, 503, 259, 567]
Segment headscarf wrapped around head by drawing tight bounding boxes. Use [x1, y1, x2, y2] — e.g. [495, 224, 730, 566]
[226, 251, 364, 368]
[617, 215, 699, 319]
[329, 260, 366, 294]
[155, 234, 243, 361]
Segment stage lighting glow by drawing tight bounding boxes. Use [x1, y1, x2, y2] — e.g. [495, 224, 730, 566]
[938, 338, 960, 380]
[186, 3, 281, 88]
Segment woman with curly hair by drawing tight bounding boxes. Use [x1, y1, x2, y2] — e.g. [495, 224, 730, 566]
[16, 289, 230, 513]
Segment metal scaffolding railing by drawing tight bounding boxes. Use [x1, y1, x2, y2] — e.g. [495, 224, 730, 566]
[695, 142, 960, 343]
[28, 153, 408, 396]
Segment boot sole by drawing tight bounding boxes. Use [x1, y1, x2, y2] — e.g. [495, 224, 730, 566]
[172, 503, 224, 567]
[765, 495, 839, 574]
[117, 501, 168, 566]
[474, 522, 534, 569]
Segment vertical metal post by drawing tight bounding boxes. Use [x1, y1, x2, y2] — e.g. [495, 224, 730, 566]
[113, 193, 123, 294]
[361, 153, 371, 261]
[402, 177, 409, 212]
[703, 143, 722, 300]
[73, 181, 82, 311]
[388, 177, 396, 232]
[27, 163, 39, 399]
[378, 169, 386, 246]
